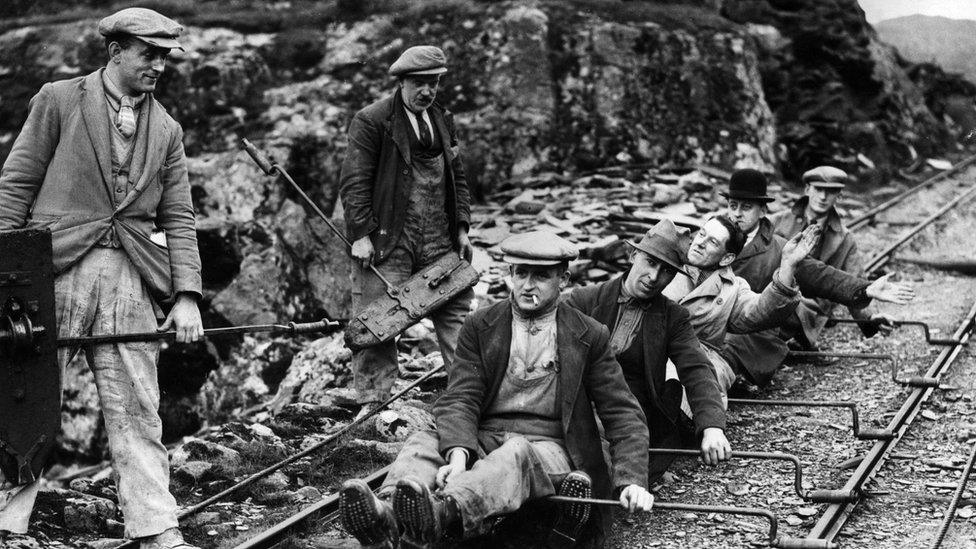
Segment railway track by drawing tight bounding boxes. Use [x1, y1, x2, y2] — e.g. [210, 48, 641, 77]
[97, 156, 976, 549]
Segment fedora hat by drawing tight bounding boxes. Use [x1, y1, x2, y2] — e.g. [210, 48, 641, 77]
[625, 219, 690, 277]
[719, 168, 774, 203]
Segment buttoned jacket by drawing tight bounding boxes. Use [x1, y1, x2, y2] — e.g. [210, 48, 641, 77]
[0, 70, 201, 301]
[434, 301, 649, 502]
[338, 89, 471, 264]
[564, 276, 725, 437]
[662, 264, 799, 350]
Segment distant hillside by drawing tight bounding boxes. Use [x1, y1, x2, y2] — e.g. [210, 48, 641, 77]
[876, 15, 976, 82]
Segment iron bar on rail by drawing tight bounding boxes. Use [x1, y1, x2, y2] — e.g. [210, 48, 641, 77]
[727, 398, 892, 440]
[806, 300, 976, 543]
[928, 439, 976, 549]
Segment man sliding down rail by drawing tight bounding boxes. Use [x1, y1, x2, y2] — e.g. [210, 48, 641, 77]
[337, 231, 653, 548]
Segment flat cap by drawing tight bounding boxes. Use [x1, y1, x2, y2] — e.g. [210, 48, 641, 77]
[500, 231, 578, 266]
[389, 45, 448, 77]
[98, 8, 184, 51]
[802, 166, 848, 189]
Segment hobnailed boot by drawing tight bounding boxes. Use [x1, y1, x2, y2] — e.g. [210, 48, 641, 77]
[549, 470, 592, 547]
[392, 477, 460, 547]
[339, 479, 399, 548]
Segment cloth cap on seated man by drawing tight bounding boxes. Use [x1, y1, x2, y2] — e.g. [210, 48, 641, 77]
[500, 231, 578, 266]
[389, 45, 448, 76]
[802, 166, 848, 190]
[625, 219, 691, 277]
[98, 7, 184, 51]
[720, 168, 775, 203]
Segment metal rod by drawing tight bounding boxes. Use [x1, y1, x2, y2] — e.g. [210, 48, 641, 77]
[648, 448, 822, 500]
[846, 155, 976, 231]
[928, 439, 976, 549]
[727, 398, 892, 440]
[808, 300, 976, 542]
[863, 183, 976, 276]
[787, 350, 936, 388]
[549, 496, 779, 543]
[826, 317, 966, 346]
[241, 138, 398, 295]
[232, 466, 391, 549]
[112, 364, 446, 549]
[54, 318, 338, 347]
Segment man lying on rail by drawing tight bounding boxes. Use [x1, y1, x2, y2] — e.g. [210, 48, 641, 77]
[338, 231, 652, 548]
[721, 168, 915, 386]
[564, 219, 732, 483]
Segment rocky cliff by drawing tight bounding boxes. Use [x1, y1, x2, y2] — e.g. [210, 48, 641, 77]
[0, 0, 970, 457]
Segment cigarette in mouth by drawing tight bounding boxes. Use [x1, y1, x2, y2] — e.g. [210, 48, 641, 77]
[531, 295, 540, 306]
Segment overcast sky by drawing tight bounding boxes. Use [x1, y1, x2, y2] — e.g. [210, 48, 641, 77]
[858, 0, 976, 24]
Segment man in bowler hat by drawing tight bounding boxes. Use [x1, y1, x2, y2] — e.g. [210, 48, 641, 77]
[339, 45, 474, 410]
[0, 7, 202, 549]
[721, 169, 914, 385]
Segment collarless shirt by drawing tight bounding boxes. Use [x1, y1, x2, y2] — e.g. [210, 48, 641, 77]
[609, 283, 652, 356]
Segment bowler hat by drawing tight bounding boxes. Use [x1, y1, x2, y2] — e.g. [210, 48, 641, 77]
[98, 7, 184, 51]
[500, 231, 578, 266]
[625, 219, 690, 277]
[802, 166, 848, 189]
[389, 45, 448, 77]
[720, 168, 774, 203]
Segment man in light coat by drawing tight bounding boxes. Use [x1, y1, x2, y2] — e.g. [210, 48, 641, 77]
[0, 8, 202, 549]
[661, 215, 820, 407]
[339, 45, 474, 409]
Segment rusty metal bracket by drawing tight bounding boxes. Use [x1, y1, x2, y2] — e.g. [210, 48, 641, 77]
[647, 448, 854, 503]
[787, 350, 940, 388]
[728, 398, 893, 440]
[548, 496, 837, 549]
[825, 317, 967, 346]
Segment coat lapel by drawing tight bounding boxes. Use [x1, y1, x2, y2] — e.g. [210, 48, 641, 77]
[557, 305, 588, 429]
[430, 107, 454, 162]
[79, 71, 115, 201]
[481, 303, 513, 398]
[389, 91, 413, 166]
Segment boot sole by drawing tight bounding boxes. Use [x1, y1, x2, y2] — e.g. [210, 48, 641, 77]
[339, 480, 390, 546]
[552, 472, 592, 541]
[393, 478, 437, 544]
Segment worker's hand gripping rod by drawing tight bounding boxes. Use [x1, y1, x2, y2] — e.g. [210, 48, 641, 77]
[240, 138, 399, 297]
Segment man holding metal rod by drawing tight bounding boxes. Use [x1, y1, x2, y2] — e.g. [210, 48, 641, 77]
[0, 8, 202, 549]
[339, 45, 474, 410]
[338, 232, 652, 548]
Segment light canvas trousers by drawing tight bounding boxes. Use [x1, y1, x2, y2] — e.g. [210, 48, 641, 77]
[0, 248, 178, 538]
[380, 430, 573, 537]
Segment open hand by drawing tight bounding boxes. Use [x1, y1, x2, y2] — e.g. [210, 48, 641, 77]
[781, 225, 822, 267]
[865, 274, 915, 305]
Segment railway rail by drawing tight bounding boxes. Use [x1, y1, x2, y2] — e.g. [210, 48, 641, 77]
[97, 154, 976, 549]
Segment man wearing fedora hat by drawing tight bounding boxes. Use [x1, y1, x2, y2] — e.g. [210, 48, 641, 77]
[565, 219, 731, 476]
[339, 44, 475, 410]
[0, 7, 202, 548]
[768, 166, 894, 349]
[720, 169, 914, 385]
[338, 231, 651, 548]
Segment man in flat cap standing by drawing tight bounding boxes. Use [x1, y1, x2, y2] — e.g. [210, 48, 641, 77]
[339, 45, 474, 410]
[565, 220, 731, 481]
[338, 231, 651, 548]
[0, 8, 202, 549]
[721, 169, 912, 384]
[769, 166, 877, 349]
